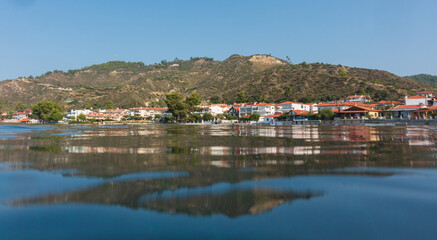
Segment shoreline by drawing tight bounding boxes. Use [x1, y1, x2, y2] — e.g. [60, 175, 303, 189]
[2, 119, 437, 126]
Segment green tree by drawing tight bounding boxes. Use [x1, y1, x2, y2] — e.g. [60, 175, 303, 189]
[210, 95, 221, 104]
[15, 102, 28, 112]
[339, 69, 348, 79]
[105, 100, 114, 109]
[77, 113, 87, 121]
[85, 103, 93, 110]
[237, 91, 248, 103]
[284, 85, 293, 100]
[286, 56, 292, 64]
[203, 113, 214, 122]
[31, 101, 64, 122]
[188, 113, 202, 123]
[185, 91, 201, 110]
[48, 110, 64, 122]
[249, 113, 260, 121]
[165, 92, 188, 121]
[319, 108, 335, 120]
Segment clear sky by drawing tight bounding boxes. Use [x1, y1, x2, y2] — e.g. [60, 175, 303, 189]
[1, 0, 436, 80]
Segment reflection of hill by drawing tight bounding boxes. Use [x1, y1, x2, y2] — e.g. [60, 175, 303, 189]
[10, 174, 321, 218]
[138, 187, 317, 218]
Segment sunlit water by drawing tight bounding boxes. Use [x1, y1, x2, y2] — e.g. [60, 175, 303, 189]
[1, 124, 437, 239]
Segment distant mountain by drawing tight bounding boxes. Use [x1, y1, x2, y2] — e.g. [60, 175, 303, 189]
[404, 74, 437, 88]
[0, 54, 430, 110]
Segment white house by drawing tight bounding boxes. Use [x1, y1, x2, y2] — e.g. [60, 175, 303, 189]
[390, 105, 428, 119]
[315, 102, 355, 112]
[346, 95, 370, 103]
[239, 103, 276, 118]
[129, 107, 169, 118]
[404, 95, 434, 106]
[66, 109, 93, 120]
[278, 101, 316, 113]
[417, 90, 433, 98]
[12, 112, 28, 120]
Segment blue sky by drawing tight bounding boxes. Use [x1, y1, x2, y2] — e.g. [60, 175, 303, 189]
[1, 0, 436, 80]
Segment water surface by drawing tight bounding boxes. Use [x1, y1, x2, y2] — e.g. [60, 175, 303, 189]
[1, 124, 437, 239]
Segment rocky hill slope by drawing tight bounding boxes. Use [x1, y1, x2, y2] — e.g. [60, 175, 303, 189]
[0, 54, 430, 110]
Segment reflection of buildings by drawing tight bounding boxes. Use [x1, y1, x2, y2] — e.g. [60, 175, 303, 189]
[405, 128, 434, 146]
[233, 125, 320, 140]
[330, 126, 381, 142]
[199, 146, 322, 156]
[64, 146, 164, 154]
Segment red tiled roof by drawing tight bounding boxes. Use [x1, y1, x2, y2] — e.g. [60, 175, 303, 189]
[418, 90, 432, 94]
[315, 102, 359, 107]
[19, 118, 31, 122]
[392, 105, 428, 110]
[265, 114, 283, 118]
[407, 95, 428, 99]
[340, 106, 381, 113]
[130, 107, 168, 111]
[256, 103, 275, 106]
[291, 110, 309, 116]
[378, 100, 401, 104]
[279, 101, 304, 105]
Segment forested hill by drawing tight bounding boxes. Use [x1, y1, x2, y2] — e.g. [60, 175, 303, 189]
[0, 54, 430, 110]
[404, 74, 437, 88]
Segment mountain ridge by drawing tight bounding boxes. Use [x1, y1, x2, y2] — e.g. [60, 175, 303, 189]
[404, 74, 437, 88]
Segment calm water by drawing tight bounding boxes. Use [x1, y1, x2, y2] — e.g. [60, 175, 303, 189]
[1, 124, 437, 239]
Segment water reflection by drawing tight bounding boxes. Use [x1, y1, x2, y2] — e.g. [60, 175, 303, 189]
[2, 124, 437, 239]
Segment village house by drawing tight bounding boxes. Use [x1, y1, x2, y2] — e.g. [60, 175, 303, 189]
[100, 108, 130, 115]
[12, 112, 28, 120]
[209, 104, 230, 115]
[227, 106, 240, 117]
[19, 118, 39, 124]
[278, 101, 317, 113]
[345, 95, 370, 103]
[337, 106, 381, 119]
[417, 90, 433, 98]
[262, 113, 284, 124]
[389, 105, 429, 119]
[289, 110, 310, 121]
[66, 109, 93, 120]
[196, 104, 230, 116]
[404, 95, 435, 106]
[316, 102, 357, 112]
[129, 107, 169, 118]
[239, 103, 276, 118]
[86, 112, 124, 121]
[377, 100, 401, 109]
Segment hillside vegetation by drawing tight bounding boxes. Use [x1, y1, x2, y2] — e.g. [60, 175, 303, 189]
[0, 54, 430, 110]
[404, 74, 437, 88]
